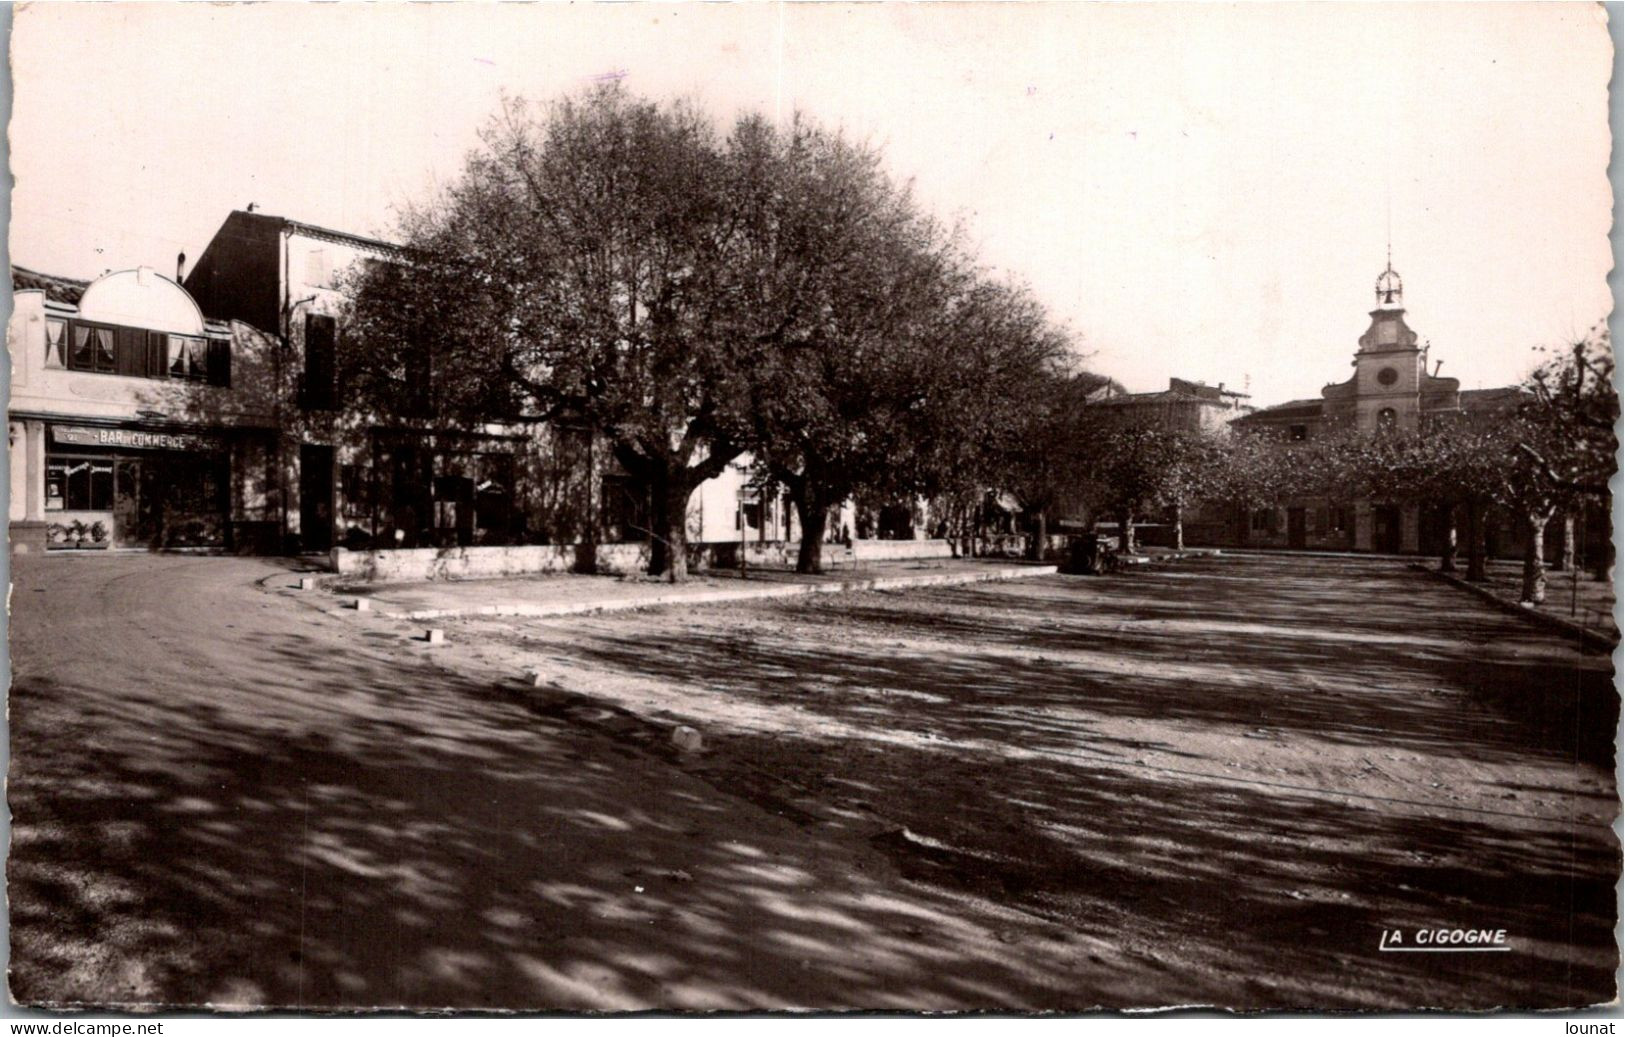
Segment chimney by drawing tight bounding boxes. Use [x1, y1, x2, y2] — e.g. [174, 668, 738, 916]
[136, 265, 152, 286]
[176, 251, 186, 282]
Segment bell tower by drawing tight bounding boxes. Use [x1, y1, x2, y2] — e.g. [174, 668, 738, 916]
[1350, 259, 1424, 431]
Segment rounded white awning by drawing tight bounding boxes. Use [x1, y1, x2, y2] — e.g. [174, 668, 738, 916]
[76, 267, 207, 336]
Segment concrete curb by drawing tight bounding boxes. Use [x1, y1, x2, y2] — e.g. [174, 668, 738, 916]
[1227, 548, 1416, 562]
[385, 564, 1061, 621]
[1407, 562, 1618, 654]
[1118, 548, 1224, 566]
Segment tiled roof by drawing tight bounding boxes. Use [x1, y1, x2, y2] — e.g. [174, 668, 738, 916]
[12, 264, 89, 305]
[1459, 386, 1527, 411]
[1234, 398, 1324, 420]
[1098, 389, 1241, 406]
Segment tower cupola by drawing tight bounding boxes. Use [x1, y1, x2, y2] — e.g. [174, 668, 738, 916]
[1374, 262, 1403, 310]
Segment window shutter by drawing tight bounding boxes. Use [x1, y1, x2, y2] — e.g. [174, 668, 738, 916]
[116, 327, 146, 376]
[147, 332, 167, 378]
[207, 339, 231, 387]
[304, 314, 337, 409]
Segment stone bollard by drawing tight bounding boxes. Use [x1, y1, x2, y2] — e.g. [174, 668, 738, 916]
[354, 598, 371, 612]
[425, 629, 445, 645]
[524, 669, 548, 687]
[298, 577, 318, 591]
[672, 726, 703, 753]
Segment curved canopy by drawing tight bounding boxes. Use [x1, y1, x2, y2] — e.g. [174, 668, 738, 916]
[77, 267, 207, 336]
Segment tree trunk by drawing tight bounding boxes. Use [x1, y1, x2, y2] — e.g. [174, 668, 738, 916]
[1520, 510, 1550, 605]
[1117, 507, 1135, 554]
[1028, 511, 1048, 561]
[1171, 502, 1185, 552]
[646, 471, 693, 583]
[647, 481, 670, 578]
[663, 479, 691, 583]
[1438, 502, 1458, 573]
[791, 481, 828, 575]
[1465, 500, 1488, 582]
[1555, 512, 1575, 573]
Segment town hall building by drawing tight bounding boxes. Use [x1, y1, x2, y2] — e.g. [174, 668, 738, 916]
[1228, 262, 1524, 554]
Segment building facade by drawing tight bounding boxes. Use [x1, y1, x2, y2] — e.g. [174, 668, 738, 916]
[1227, 263, 1524, 554]
[8, 264, 281, 554]
[1094, 376, 1252, 431]
[12, 209, 937, 562]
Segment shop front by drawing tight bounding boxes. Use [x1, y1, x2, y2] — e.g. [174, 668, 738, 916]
[43, 423, 230, 550]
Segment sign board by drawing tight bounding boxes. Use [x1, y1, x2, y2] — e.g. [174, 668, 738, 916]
[51, 424, 222, 453]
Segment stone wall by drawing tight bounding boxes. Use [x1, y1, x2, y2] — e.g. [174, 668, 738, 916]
[332, 537, 959, 582]
[332, 542, 652, 582]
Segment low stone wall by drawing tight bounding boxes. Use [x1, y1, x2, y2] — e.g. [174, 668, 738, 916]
[333, 537, 958, 582]
[852, 538, 954, 562]
[332, 542, 652, 582]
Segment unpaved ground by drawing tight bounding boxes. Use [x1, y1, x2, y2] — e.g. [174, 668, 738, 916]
[7, 554, 1109, 1011]
[9, 552, 1618, 1011]
[423, 554, 1619, 1010]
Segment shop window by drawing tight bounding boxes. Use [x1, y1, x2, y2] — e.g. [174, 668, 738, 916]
[44, 319, 66, 368]
[46, 457, 114, 511]
[1250, 508, 1277, 533]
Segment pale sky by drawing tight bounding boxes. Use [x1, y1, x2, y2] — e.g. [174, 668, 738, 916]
[8, 2, 1614, 407]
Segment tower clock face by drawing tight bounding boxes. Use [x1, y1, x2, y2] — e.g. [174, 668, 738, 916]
[1377, 366, 1399, 387]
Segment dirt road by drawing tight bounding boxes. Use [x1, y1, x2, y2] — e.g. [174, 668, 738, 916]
[8, 552, 1617, 1010]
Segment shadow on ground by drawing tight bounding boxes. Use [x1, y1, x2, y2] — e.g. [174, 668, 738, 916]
[485, 554, 1619, 1010]
[9, 556, 1088, 1011]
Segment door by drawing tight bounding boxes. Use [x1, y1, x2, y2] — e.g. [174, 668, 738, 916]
[433, 474, 475, 547]
[113, 458, 146, 547]
[1286, 507, 1307, 550]
[299, 444, 335, 553]
[1373, 505, 1402, 554]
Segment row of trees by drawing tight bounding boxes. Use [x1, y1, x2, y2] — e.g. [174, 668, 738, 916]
[341, 86, 1613, 594]
[343, 86, 1079, 580]
[1059, 326, 1615, 604]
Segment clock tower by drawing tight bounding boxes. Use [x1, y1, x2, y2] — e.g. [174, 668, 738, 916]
[1348, 262, 1426, 431]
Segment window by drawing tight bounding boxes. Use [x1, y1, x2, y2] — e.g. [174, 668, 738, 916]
[168, 336, 208, 381]
[1250, 509, 1277, 533]
[46, 457, 113, 511]
[305, 248, 332, 288]
[1289, 424, 1307, 442]
[70, 324, 116, 373]
[44, 319, 66, 368]
[59, 320, 215, 382]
